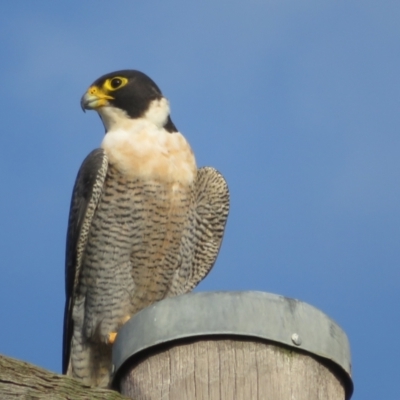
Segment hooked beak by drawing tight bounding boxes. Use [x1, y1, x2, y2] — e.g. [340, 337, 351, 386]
[80, 86, 114, 112]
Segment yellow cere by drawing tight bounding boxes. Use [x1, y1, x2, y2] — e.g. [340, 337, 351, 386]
[87, 86, 114, 99]
[86, 86, 114, 107]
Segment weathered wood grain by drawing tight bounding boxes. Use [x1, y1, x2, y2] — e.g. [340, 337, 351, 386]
[0, 353, 129, 400]
[119, 338, 346, 400]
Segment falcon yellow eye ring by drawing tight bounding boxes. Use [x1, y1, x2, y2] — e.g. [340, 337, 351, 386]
[104, 76, 128, 91]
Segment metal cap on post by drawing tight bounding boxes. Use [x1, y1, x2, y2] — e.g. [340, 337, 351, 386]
[112, 291, 353, 400]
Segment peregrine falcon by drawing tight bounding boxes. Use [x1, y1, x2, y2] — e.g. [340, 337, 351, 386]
[62, 70, 229, 387]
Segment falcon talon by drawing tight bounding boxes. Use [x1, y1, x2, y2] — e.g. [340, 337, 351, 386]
[107, 332, 118, 345]
[62, 70, 230, 388]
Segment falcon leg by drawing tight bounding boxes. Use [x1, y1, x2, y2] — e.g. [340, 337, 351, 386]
[107, 332, 117, 344]
[107, 315, 132, 344]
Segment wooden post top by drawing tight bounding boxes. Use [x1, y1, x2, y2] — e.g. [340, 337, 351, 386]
[112, 291, 353, 399]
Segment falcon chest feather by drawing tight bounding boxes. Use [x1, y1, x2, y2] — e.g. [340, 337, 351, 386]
[100, 98, 196, 184]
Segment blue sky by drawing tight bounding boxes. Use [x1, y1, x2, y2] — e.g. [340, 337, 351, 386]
[1, 2, 399, 398]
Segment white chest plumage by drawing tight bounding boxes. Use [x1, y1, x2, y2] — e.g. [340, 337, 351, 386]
[99, 99, 196, 184]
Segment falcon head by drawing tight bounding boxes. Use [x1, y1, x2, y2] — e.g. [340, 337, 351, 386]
[80, 70, 176, 132]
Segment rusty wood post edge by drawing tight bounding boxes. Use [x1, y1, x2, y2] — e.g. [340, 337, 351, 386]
[112, 291, 353, 399]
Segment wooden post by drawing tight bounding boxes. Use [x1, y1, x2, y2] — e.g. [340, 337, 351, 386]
[112, 292, 353, 400]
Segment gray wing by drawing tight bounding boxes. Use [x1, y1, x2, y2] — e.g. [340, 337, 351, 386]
[168, 167, 230, 295]
[62, 149, 108, 374]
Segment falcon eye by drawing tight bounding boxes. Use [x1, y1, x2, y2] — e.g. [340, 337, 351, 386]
[104, 76, 128, 91]
[110, 78, 122, 89]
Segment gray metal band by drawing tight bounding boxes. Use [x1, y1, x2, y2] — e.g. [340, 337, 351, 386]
[113, 291, 352, 389]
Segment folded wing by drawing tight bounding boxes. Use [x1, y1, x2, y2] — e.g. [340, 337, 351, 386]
[62, 149, 108, 374]
[168, 166, 230, 295]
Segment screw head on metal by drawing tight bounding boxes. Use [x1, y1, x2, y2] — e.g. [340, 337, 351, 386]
[291, 333, 302, 346]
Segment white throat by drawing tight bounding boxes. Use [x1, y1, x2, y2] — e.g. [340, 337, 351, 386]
[97, 97, 170, 132]
[99, 97, 196, 184]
